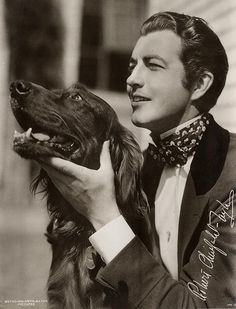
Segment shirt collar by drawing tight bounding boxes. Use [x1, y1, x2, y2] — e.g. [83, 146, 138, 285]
[160, 114, 203, 140]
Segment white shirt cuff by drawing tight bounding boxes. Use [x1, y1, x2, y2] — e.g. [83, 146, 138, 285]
[89, 215, 135, 264]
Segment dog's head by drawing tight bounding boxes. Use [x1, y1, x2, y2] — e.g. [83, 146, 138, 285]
[10, 80, 148, 227]
[10, 80, 120, 168]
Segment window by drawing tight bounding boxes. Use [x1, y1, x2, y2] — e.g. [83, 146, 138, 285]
[79, 0, 147, 92]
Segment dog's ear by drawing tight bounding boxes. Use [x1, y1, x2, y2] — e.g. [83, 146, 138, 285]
[109, 125, 148, 218]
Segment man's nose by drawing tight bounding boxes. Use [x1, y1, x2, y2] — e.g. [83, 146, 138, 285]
[126, 66, 144, 88]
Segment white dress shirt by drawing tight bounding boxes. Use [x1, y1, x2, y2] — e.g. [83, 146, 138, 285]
[89, 116, 201, 279]
[154, 156, 193, 279]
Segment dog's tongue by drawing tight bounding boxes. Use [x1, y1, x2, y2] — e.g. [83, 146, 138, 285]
[31, 132, 50, 141]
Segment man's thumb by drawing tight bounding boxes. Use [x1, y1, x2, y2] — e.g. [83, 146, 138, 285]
[40, 157, 89, 177]
[100, 140, 112, 168]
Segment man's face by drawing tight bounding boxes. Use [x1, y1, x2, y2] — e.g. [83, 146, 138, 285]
[126, 30, 197, 134]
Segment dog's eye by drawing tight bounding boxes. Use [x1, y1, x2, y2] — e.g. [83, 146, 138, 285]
[70, 93, 83, 101]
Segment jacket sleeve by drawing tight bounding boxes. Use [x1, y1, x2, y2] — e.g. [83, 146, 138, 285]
[96, 188, 236, 309]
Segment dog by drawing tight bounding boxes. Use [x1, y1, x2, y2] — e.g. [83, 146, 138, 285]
[10, 80, 150, 308]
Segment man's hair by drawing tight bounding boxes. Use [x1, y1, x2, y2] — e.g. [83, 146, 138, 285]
[141, 12, 229, 112]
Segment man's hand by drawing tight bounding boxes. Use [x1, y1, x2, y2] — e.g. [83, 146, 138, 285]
[39, 141, 120, 230]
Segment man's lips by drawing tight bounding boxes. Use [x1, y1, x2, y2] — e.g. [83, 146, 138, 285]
[129, 94, 151, 103]
[130, 95, 151, 108]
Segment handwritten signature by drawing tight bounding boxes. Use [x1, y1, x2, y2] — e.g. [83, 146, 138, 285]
[188, 189, 235, 301]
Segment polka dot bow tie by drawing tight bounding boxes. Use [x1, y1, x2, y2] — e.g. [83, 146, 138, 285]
[147, 114, 211, 167]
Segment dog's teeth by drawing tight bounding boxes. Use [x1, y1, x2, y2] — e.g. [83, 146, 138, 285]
[13, 130, 23, 138]
[25, 128, 32, 139]
[14, 130, 19, 137]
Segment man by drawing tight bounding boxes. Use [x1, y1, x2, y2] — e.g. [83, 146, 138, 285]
[41, 12, 236, 308]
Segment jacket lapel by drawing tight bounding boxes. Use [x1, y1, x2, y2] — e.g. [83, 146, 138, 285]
[142, 149, 164, 208]
[177, 175, 209, 269]
[177, 116, 230, 269]
[141, 151, 163, 257]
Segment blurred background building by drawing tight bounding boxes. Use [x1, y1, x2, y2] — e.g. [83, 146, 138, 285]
[0, 0, 236, 307]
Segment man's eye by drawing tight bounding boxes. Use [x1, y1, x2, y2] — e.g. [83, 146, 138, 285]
[148, 63, 164, 69]
[70, 93, 83, 101]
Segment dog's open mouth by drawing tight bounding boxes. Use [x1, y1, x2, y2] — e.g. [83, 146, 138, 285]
[13, 127, 78, 156]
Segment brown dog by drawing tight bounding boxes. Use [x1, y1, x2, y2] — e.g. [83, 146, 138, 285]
[10, 80, 150, 308]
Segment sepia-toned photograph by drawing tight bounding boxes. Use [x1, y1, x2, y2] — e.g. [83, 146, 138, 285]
[0, 0, 236, 308]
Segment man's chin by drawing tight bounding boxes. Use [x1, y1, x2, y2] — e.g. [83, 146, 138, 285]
[131, 115, 143, 128]
[131, 113, 150, 129]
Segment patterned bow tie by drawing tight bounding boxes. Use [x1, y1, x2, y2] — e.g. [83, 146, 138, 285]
[147, 114, 211, 167]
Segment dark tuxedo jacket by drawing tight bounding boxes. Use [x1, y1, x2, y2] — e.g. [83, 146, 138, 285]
[96, 117, 236, 309]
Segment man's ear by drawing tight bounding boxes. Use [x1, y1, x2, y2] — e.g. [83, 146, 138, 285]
[191, 71, 214, 101]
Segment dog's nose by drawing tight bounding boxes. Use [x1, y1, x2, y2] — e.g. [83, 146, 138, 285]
[10, 80, 31, 98]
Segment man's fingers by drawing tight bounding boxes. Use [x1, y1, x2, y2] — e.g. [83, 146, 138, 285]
[39, 157, 90, 178]
[38, 140, 112, 179]
[38, 160, 66, 181]
[100, 140, 112, 169]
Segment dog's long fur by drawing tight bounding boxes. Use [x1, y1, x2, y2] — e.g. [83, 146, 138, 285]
[10, 80, 150, 308]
